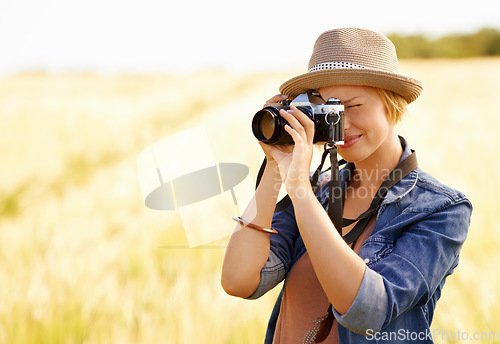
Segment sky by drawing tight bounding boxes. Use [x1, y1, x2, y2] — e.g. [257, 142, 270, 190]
[0, 0, 499, 75]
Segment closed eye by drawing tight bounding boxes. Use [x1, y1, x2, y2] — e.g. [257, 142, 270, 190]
[346, 104, 361, 109]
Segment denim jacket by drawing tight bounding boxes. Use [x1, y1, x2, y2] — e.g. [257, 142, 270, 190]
[247, 137, 472, 343]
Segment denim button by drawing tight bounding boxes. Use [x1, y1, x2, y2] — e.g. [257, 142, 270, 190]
[364, 258, 370, 264]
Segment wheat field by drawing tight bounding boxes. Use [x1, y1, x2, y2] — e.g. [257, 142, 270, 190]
[0, 58, 499, 343]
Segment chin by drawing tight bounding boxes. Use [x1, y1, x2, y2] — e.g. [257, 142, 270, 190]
[338, 147, 372, 164]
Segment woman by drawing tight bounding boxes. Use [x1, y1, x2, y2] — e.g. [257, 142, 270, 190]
[221, 28, 472, 343]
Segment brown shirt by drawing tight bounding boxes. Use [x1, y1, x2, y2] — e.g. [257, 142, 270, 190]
[272, 217, 376, 344]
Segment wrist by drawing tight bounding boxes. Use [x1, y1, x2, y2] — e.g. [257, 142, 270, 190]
[263, 160, 281, 181]
[255, 162, 282, 203]
[287, 181, 314, 202]
[265, 158, 279, 170]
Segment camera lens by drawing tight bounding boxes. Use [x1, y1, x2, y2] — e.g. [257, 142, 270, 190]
[252, 107, 289, 144]
[252, 106, 294, 145]
[260, 112, 276, 140]
[252, 108, 280, 143]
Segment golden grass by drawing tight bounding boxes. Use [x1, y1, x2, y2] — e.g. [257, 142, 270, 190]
[0, 59, 498, 343]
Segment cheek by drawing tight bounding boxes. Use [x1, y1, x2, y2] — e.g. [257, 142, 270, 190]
[363, 108, 391, 135]
[349, 109, 380, 131]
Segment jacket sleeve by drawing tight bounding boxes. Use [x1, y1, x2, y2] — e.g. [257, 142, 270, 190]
[246, 204, 300, 299]
[333, 198, 472, 334]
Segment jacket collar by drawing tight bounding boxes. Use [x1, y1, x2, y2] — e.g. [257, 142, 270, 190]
[339, 136, 418, 206]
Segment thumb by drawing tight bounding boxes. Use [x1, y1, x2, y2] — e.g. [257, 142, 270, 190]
[258, 141, 280, 162]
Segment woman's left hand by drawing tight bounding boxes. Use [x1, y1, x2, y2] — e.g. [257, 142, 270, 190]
[260, 105, 315, 198]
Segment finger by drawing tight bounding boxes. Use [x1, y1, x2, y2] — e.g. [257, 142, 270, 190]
[258, 141, 290, 165]
[284, 124, 304, 146]
[259, 140, 279, 155]
[289, 106, 315, 131]
[260, 140, 293, 157]
[276, 144, 294, 154]
[263, 94, 288, 108]
[290, 106, 315, 145]
[279, 109, 303, 132]
[258, 141, 273, 157]
[279, 107, 314, 144]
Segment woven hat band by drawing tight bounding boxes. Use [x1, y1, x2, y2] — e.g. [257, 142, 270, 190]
[309, 62, 368, 73]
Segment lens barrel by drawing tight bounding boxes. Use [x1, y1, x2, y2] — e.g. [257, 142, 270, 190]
[252, 106, 294, 145]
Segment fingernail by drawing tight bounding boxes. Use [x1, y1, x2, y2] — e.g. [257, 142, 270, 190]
[281, 94, 288, 98]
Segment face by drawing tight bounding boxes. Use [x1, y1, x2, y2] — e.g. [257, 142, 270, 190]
[318, 85, 394, 164]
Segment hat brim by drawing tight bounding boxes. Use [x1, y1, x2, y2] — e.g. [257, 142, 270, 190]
[279, 69, 423, 104]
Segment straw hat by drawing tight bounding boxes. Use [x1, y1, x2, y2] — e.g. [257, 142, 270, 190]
[279, 28, 423, 103]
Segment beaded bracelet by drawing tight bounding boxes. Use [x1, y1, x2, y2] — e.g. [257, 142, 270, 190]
[232, 217, 278, 234]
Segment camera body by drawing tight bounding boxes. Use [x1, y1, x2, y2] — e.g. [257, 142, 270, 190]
[252, 93, 345, 145]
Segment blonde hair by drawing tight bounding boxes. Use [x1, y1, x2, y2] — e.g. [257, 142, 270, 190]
[376, 88, 408, 124]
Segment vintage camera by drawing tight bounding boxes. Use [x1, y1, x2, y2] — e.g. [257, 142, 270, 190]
[252, 93, 344, 145]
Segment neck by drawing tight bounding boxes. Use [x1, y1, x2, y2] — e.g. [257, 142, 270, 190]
[351, 133, 403, 190]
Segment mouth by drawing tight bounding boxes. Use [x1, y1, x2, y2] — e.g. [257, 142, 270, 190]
[340, 135, 361, 149]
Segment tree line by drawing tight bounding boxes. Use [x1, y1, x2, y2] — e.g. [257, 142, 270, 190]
[387, 28, 500, 58]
